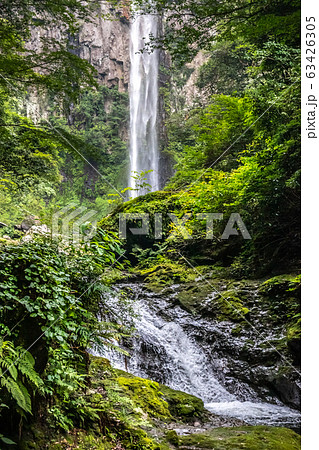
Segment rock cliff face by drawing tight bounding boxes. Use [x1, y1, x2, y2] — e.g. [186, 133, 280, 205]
[29, 3, 130, 92]
[77, 4, 130, 92]
[27, 4, 131, 187]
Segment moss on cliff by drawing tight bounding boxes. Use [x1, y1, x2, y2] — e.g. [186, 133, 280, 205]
[258, 274, 301, 364]
[139, 258, 197, 292]
[175, 282, 250, 322]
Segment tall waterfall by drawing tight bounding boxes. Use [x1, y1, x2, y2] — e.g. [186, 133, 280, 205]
[129, 12, 160, 198]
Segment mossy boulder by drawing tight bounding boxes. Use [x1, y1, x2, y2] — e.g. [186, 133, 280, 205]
[117, 375, 172, 420]
[165, 429, 179, 446]
[258, 275, 300, 322]
[259, 274, 301, 296]
[158, 384, 205, 420]
[259, 274, 301, 365]
[209, 290, 250, 322]
[178, 426, 301, 449]
[114, 368, 206, 423]
[175, 282, 213, 314]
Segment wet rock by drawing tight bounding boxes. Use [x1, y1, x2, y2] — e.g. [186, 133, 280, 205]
[271, 375, 301, 410]
[106, 277, 301, 414]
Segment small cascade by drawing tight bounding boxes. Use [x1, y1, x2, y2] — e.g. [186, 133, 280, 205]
[99, 284, 301, 428]
[129, 11, 160, 197]
[113, 293, 235, 402]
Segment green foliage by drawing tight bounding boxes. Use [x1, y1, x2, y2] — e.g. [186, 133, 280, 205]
[159, 24, 300, 273]
[0, 0, 97, 101]
[0, 91, 63, 224]
[45, 85, 128, 217]
[0, 339, 43, 415]
[190, 95, 254, 168]
[0, 0, 130, 227]
[0, 230, 126, 436]
[52, 85, 128, 179]
[130, 170, 153, 196]
[0, 83, 129, 226]
[133, 0, 300, 61]
[127, 0, 301, 277]
[197, 41, 252, 96]
[1, 0, 301, 445]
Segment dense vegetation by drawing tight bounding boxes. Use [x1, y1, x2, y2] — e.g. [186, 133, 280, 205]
[0, 0, 129, 228]
[120, 0, 300, 275]
[0, 0, 300, 448]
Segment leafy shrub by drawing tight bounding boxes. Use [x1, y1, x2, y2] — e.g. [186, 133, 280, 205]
[0, 230, 126, 436]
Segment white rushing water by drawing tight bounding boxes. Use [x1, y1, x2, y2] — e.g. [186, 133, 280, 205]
[129, 12, 159, 197]
[101, 286, 301, 428]
[118, 298, 235, 403]
[205, 401, 301, 427]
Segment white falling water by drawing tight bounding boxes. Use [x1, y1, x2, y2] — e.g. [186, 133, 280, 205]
[119, 298, 235, 403]
[129, 12, 160, 198]
[99, 286, 301, 428]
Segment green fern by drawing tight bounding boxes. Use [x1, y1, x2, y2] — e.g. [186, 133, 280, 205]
[0, 339, 43, 415]
[0, 376, 31, 413]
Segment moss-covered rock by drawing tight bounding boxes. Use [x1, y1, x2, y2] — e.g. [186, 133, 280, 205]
[165, 429, 179, 446]
[259, 274, 301, 296]
[139, 259, 197, 292]
[158, 384, 205, 420]
[175, 282, 250, 322]
[117, 375, 172, 420]
[258, 274, 301, 365]
[258, 275, 300, 322]
[114, 369, 206, 423]
[209, 290, 250, 322]
[178, 426, 301, 449]
[175, 282, 213, 314]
